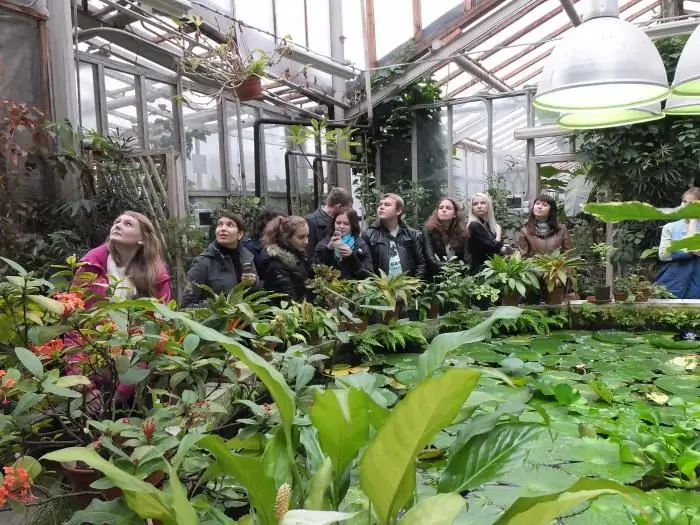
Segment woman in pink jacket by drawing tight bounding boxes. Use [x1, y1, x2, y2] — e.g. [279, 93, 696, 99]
[68, 211, 171, 407]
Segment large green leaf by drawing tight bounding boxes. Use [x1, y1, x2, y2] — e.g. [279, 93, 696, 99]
[360, 368, 480, 525]
[152, 303, 295, 437]
[304, 456, 333, 510]
[309, 388, 370, 500]
[492, 477, 646, 525]
[583, 201, 700, 223]
[15, 347, 44, 379]
[416, 307, 522, 382]
[63, 499, 142, 525]
[399, 493, 466, 525]
[199, 435, 278, 525]
[167, 462, 199, 525]
[41, 447, 173, 522]
[438, 423, 544, 493]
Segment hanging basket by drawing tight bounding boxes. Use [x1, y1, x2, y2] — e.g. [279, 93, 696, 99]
[236, 76, 263, 101]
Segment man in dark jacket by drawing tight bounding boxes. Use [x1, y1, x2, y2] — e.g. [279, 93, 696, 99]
[362, 193, 426, 279]
[304, 187, 353, 259]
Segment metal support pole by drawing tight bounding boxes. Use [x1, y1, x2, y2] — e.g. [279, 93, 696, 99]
[411, 114, 418, 184]
[136, 75, 148, 148]
[234, 97, 248, 197]
[446, 105, 454, 197]
[525, 89, 537, 205]
[219, 97, 231, 192]
[486, 98, 494, 179]
[330, 0, 351, 190]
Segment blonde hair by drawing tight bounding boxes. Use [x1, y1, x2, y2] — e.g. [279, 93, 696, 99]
[108, 211, 166, 297]
[381, 193, 405, 213]
[262, 215, 307, 248]
[468, 193, 499, 234]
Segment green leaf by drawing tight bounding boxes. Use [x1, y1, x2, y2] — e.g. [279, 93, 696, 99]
[15, 456, 41, 479]
[280, 510, 357, 524]
[28, 324, 69, 345]
[416, 307, 522, 382]
[15, 347, 44, 379]
[360, 368, 480, 525]
[182, 333, 200, 355]
[63, 499, 142, 525]
[42, 447, 172, 521]
[438, 423, 544, 493]
[399, 493, 466, 525]
[166, 462, 199, 525]
[0, 257, 27, 275]
[12, 393, 45, 417]
[27, 295, 65, 316]
[304, 456, 333, 510]
[152, 304, 295, 440]
[309, 388, 370, 497]
[583, 201, 700, 223]
[493, 477, 646, 525]
[198, 435, 278, 525]
[119, 366, 151, 386]
[55, 375, 92, 388]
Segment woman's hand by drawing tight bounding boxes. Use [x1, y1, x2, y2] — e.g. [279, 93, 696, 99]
[338, 244, 352, 258]
[327, 232, 341, 249]
[241, 273, 257, 286]
[495, 224, 503, 241]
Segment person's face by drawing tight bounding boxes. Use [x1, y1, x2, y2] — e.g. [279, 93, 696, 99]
[110, 214, 143, 246]
[471, 197, 489, 219]
[334, 213, 351, 236]
[682, 193, 699, 206]
[290, 223, 309, 252]
[533, 200, 551, 220]
[216, 217, 243, 247]
[377, 197, 400, 220]
[332, 203, 350, 216]
[437, 200, 456, 221]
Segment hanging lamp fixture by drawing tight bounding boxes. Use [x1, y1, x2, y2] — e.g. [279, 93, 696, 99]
[671, 25, 700, 96]
[557, 103, 664, 130]
[534, 0, 670, 112]
[664, 94, 700, 115]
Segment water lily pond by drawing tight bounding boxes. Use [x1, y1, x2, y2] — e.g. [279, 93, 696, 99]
[331, 330, 700, 523]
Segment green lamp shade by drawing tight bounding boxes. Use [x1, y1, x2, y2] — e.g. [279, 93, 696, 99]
[557, 106, 664, 130]
[671, 25, 700, 96]
[664, 94, 700, 115]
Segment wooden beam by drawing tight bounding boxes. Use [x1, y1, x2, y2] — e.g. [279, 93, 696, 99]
[412, 0, 422, 40]
[365, 0, 377, 67]
[0, 0, 47, 19]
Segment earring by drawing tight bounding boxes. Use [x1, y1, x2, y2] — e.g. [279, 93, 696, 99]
[138, 241, 143, 245]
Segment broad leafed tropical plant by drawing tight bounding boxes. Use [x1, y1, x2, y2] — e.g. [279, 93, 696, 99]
[479, 253, 540, 298]
[532, 249, 586, 293]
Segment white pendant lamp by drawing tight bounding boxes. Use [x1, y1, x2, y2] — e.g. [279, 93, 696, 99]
[664, 94, 700, 115]
[534, 0, 670, 112]
[671, 26, 700, 96]
[557, 103, 664, 130]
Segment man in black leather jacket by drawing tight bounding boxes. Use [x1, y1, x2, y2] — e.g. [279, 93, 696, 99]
[362, 193, 426, 279]
[304, 187, 353, 259]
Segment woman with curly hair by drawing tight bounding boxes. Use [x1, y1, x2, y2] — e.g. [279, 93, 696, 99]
[262, 215, 312, 302]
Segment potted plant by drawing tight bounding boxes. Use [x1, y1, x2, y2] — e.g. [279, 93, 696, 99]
[591, 243, 616, 302]
[419, 258, 469, 318]
[532, 250, 586, 305]
[235, 54, 268, 101]
[628, 272, 654, 302]
[479, 253, 540, 306]
[350, 271, 422, 322]
[613, 277, 629, 302]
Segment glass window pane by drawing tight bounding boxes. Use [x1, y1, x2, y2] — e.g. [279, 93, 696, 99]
[452, 101, 488, 200]
[306, 0, 331, 56]
[182, 92, 223, 191]
[263, 120, 288, 196]
[225, 101, 256, 194]
[276, 0, 307, 45]
[78, 62, 98, 131]
[235, 0, 274, 33]
[491, 95, 528, 200]
[144, 80, 176, 150]
[204, 0, 233, 14]
[341, 0, 365, 67]
[421, 0, 461, 29]
[373, 0, 413, 59]
[104, 68, 143, 146]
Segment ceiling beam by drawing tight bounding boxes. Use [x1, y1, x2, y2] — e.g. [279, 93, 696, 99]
[346, 0, 536, 119]
[452, 56, 511, 91]
[558, 0, 581, 25]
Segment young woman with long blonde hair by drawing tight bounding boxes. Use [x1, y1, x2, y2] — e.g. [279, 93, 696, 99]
[467, 193, 513, 274]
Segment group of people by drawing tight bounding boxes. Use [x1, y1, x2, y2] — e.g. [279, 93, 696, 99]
[72, 185, 700, 308]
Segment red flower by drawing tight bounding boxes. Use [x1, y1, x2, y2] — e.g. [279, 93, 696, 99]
[0, 466, 35, 506]
[142, 418, 157, 440]
[154, 332, 169, 354]
[31, 338, 64, 358]
[54, 292, 85, 318]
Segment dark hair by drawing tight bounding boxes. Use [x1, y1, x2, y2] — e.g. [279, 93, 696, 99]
[326, 187, 353, 208]
[333, 208, 361, 236]
[254, 206, 286, 235]
[526, 194, 559, 233]
[262, 215, 307, 248]
[217, 211, 246, 235]
[424, 198, 468, 244]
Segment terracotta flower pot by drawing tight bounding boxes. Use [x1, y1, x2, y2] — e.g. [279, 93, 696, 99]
[547, 286, 566, 305]
[235, 76, 262, 101]
[427, 303, 440, 319]
[613, 292, 628, 303]
[594, 285, 611, 302]
[350, 316, 369, 333]
[501, 292, 520, 306]
[632, 288, 651, 302]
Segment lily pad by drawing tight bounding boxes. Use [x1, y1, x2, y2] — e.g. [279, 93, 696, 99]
[593, 331, 646, 345]
[647, 336, 700, 350]
[654, 375, 700, 396]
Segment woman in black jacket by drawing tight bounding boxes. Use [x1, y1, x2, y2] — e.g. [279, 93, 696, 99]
[241, 206, 286, 277]
[182, 212, 259, 307]
[467, 193, 513, 275]
[314, 208, 373, 280]
[262, 215, 312, 302]
[423, 198, 470, 279]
